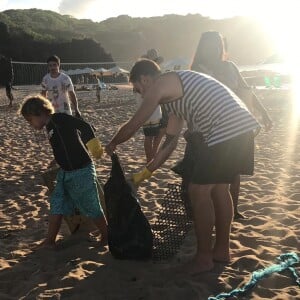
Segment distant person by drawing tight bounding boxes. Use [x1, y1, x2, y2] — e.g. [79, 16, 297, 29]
[80, 75, 84, 85]
[41, 55, 81, 118]
[94, 74, 102, 102]
[19, 95, 107, 249]
[135, 88, 162, 162]
[140, 49, 168, 160]
[189, 31, 273, 219]
[0, 55, 14, 107]
[106, 59, 260, 273]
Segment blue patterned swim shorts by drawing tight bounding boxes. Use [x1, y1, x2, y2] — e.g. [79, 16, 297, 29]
[50, 163, 104, 218]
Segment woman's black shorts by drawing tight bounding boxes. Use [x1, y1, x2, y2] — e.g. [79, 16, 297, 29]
[172, 131, 255, 184]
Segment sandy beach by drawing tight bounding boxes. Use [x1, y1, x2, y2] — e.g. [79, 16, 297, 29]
[0, 85, 299, 299]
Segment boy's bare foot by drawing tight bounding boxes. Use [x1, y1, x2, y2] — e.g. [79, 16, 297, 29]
[87, 231, 108, 247]
[35, 239, 57, 250]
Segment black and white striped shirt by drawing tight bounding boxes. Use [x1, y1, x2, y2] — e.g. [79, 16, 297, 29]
[162, 70, 260, 146]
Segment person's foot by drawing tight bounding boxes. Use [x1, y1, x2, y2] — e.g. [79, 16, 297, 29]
[35, 239, 57, 250]
[88, 231, 108, 247]
[213, 254, 231, 264]
[234, 211, 247, 220]
[213, 248, 231, 263]
[178, 256, 214, 275]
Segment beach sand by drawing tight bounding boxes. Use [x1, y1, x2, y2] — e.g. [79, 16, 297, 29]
[0, 86, 299, 299]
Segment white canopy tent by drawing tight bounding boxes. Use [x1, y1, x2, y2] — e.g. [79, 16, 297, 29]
[63, 67, 94, 75]
[90, 67, 113, 76]
[108, 66, 130, 74]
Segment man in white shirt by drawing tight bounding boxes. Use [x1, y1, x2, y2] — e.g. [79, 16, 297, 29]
[41, 55, 81, 117]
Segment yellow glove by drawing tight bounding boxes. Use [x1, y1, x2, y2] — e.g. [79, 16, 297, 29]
[86, 137, 103, 159]
[132, 167, 153, 186]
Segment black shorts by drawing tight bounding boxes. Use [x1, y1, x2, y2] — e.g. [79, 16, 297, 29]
[159, 109, 169, 129]
[172, 131, 255, 184]
[143, 123, 160, 137]
[5, 83, 12, 94]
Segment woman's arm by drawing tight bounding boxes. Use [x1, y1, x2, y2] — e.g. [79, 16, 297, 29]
[231, 62, 273, 131]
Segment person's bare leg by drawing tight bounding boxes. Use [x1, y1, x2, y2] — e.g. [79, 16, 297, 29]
[184, 183, 215, 273]
[6, 89, 13, 107]
[92, 215, 108, 245]
[230, 174, 245, 219]
[144, 136, 154, 163]
[212, 184, 233, 262]
[152, 131, 164, 155]
[40, 214, 63, 248]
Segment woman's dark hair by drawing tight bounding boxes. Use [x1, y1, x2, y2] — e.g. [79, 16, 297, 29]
[191, 31, 225, 71]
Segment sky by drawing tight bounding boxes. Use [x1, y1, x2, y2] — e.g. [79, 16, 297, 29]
[1, 0, 300, 62]
[0, 0, 298, 23]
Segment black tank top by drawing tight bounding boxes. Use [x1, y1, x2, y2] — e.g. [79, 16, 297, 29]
[46, 113, 95, 171]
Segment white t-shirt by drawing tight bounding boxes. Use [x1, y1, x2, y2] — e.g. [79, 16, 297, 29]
[136, 93, 162, 125]
[41, 72, 74, 115]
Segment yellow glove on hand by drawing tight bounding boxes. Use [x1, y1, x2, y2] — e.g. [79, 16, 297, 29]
[132, 167, 152, 186]
[86, 137, 103, 159]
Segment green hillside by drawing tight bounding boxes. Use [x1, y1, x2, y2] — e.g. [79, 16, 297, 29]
[0, 9, 276, 64]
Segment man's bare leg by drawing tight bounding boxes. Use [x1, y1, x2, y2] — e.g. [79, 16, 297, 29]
[152, 132, 164, 155]
[212, 184, 233, 262]
[185, 183, 215, 273]
[6, 89, 13, 107]
[144, 136, 154, 163]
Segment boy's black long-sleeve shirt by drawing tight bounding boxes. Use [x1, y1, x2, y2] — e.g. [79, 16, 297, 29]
[46, 113, 95, 171]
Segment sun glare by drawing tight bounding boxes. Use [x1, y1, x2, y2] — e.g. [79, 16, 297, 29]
[254, 6, 300, 116]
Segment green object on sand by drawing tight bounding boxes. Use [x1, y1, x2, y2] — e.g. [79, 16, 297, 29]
[264, 76, 272, 88]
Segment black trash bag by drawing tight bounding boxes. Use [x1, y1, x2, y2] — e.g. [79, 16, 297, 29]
[104, 153, 153, 260]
